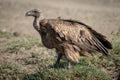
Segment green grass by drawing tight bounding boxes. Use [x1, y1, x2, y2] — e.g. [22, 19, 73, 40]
[5, 36, 42, 53]
[111, 41, 120, 55]
[0, 62, 26, 80]
[24, 57, 37, 65]
[0, 30, 120, 80]
[21, 37, 119, 80]
[0, 30, 13, 38]
[23, 63, 111, 80]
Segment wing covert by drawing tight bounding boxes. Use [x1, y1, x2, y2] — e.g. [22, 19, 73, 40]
[47, 19, 109, 55]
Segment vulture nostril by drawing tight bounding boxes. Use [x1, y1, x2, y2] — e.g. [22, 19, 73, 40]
[26, 12, 31, 16]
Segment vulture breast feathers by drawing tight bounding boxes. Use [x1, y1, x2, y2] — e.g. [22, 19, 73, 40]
[39, 19, 112, 56]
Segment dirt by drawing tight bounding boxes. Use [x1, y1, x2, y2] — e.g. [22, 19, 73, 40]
[0, 0, 120, 79]
[0, 0, 120, 39]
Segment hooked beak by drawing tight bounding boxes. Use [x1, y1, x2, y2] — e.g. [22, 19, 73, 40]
[25, 11, 32, 16]
[25, 12, 29, 16]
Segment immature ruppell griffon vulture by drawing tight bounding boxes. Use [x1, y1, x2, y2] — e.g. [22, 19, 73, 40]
[26, 9, 112, 68]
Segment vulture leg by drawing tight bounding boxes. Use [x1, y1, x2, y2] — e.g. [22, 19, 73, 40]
[67, 60, 71, 69]
[54, 51, 63, 68]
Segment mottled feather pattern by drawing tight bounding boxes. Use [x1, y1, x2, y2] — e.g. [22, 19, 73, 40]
[26, 9, 112, 67]
[39, 18, 112, 62]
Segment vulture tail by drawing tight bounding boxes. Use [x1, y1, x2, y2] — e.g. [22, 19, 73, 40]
[86, 25, 112, 49]
[97, 37, 112, 49]
[93, 37, 109, 56]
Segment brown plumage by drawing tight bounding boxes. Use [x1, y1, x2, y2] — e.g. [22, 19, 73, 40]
[26, 9, 112, 68]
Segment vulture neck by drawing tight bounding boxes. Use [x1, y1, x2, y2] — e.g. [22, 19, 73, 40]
[33, 16, 40, 31]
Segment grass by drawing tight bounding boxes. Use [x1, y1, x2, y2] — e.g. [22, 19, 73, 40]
[0, 30, 120, 80]
[0, 62, 26, 80]
[4, 35, 42, 53]
[23, 63, 111, 80]
[0, 30, 13, 39]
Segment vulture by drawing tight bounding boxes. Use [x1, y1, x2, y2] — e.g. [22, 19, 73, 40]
[26, 9, 112, 68]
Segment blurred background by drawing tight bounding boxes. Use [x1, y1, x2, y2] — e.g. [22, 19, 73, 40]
[0, 0, 120, 80]
[0, 0, 120, 38]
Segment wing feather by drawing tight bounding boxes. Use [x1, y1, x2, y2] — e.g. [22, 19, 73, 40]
[46, 19, 110, 55]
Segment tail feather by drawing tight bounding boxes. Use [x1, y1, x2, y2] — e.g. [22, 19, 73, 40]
[96, 41, 109, 56]
[92, 37, 109, 56]
[98, 37, 112, 49]
[89, 26, 113, 49]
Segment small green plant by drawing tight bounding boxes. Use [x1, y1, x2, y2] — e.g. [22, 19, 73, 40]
[24, 58, 37, 65]
[111, 41, 120, 54]
[0, 30, 13, 38]
[111, 29, 120, 41]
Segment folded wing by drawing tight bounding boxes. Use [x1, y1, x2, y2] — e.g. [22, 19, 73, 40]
[47, 19, 112, 55]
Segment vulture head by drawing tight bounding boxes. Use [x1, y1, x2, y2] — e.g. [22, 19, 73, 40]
[26, 9, 40, 18]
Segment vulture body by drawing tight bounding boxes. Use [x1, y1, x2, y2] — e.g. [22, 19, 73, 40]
[26, 9, 112, 68]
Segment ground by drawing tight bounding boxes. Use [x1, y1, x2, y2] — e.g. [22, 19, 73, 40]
[0, 0, 120, 80]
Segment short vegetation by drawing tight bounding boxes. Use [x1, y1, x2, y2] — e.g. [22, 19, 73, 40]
[0, 30, 119, 80]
